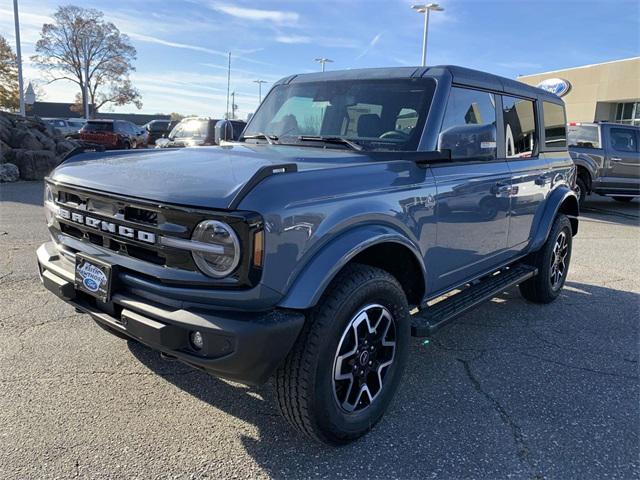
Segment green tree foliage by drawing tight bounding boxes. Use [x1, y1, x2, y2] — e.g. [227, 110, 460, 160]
[0, 35, 19, 111]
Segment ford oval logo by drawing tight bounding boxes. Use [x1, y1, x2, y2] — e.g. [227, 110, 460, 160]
[536, 78, 571, 97]
[83, 277, 99, 292]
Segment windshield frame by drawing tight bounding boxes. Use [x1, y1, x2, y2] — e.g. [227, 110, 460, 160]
[243, 78, 436, 152]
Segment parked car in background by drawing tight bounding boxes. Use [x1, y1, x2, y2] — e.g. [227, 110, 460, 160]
[569, 122, 639, 205]
[156, 117, 245, 148]
[143, 119, 172, 146]
[43, 118, 86, 138]
[38, 66, 578, 445]
[131, 124, 148, 147]
[79, 119, 143, 150]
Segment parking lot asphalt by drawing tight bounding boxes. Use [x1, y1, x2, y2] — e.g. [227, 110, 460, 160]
[1, 181, 638, 479]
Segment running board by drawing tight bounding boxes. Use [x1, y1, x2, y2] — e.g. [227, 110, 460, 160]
[411, 264, 538, 337]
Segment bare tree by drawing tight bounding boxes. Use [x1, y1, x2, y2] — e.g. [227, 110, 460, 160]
[0, 35, 19, 111]
[31, 5, 141, 117]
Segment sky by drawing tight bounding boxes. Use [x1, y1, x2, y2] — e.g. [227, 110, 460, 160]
[1, 0, 639, 119]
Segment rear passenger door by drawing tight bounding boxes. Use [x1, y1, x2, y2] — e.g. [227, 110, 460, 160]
[502, 95, 551, 249]
[429, 86, 511, 292]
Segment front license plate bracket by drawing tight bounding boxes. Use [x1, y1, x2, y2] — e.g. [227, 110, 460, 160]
[75, 254, 113, 303]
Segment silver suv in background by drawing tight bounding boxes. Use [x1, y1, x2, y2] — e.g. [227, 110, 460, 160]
[43, 118, 86, 138]
[569, 122, 640, 205]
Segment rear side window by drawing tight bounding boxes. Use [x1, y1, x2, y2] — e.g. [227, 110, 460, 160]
[503, 96, 536, 158]
[543, 102, 566, 148]
[438, 87, 497, 161]
[610, 128, 638, 152]
[568, 125, 601, 149]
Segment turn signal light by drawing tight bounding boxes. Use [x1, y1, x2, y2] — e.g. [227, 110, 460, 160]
[253, 230, 264, 267]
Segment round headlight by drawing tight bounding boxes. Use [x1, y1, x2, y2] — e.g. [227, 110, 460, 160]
[191, 220, 240, 278]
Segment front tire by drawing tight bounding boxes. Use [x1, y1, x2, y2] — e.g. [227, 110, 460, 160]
[519, 214, 572, 304]
[275, 264, 410, 445]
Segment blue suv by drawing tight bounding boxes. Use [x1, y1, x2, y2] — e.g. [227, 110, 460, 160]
[37, 66, 578, 444]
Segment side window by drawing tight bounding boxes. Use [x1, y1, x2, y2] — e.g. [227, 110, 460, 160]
[610, 128, 637, 152]
[543, 102, 566, 148]
[438, 87, 497, 161]
[503, 96, 536, 158]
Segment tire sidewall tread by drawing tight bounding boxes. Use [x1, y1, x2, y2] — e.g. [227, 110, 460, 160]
[275, 264, 410, 445]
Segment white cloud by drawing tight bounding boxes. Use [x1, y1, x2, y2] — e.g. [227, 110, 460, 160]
[275, 34, 312, 44]
[212, 3, 299, 25]
[128, 32, 229, 57]
[356, 32, 383, 60]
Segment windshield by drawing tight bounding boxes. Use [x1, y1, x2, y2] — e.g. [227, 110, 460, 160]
[170, 119, 209, 139]
[243, 78, 436, 151]
[568, 124, 601, 149]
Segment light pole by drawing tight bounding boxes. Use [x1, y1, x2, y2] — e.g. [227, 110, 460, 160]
[314, 57, 333, 72]
[412, 3, 444, 67]
[253, 80, 267, 103]
[12, 0, 25, 116]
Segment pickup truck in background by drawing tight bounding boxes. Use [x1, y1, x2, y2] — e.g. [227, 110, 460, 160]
[569, 122, 640, 205]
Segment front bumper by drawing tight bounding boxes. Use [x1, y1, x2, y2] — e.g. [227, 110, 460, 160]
[36, 242, 305, 385]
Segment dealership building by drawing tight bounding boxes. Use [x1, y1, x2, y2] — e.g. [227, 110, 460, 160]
[518, 57, 640, 126]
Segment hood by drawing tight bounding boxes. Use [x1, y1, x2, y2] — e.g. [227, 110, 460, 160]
[51, 144, 372, 209]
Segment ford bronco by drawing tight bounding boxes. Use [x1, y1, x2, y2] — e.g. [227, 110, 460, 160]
[37, 66, 579, 445]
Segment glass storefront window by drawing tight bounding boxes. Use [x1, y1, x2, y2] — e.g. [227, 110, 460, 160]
[615, 102, 640, 125]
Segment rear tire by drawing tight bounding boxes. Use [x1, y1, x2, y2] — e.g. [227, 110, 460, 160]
[123, 141, 131, 150]
[612, 196, 634, 203]
[575, 176, 587, 208]
[519, 214, 572, 304]
[275, 264, 410, 445]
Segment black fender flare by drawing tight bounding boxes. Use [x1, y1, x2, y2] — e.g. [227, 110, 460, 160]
[570, 152, 598, 190]
[278, 225, 426, 310]
[529, 186, 579, 253]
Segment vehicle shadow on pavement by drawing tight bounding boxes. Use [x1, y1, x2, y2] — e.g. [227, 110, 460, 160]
[127, 280, 639, 479]
[581, 197, 639, 226]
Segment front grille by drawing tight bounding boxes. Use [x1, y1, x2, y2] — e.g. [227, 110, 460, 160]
[51, 184, 197, 270]
[47, 181, 263, 288]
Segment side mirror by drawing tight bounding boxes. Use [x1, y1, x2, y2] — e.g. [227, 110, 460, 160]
[214, 120, 234, 145]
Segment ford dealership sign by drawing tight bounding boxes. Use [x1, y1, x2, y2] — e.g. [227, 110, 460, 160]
[536, 78, 571, 97]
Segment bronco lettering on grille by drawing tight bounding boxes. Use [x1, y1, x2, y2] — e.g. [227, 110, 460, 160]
[56, 207, 156, 244]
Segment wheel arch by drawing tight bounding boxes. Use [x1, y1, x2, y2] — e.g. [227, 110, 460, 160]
[530, 186, 579, 253]
[570, 152, 598, 192]
[278, 226, 426, 310]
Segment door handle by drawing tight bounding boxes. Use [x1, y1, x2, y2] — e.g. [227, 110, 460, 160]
[610, 157, 623, 163]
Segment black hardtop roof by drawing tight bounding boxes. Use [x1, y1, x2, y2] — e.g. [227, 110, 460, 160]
[275, 65, 562, 103]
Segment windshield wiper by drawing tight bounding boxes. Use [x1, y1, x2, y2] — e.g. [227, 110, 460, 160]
[241, 133, 278, 145]
[297, 135, 365, 151]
